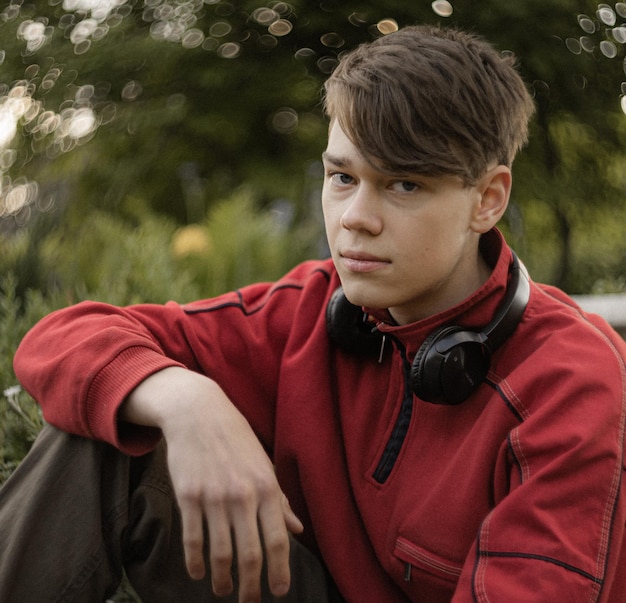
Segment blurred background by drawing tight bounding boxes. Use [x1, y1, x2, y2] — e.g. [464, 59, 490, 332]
[1, 0, 625, 477]
[0, 3, 624, 598]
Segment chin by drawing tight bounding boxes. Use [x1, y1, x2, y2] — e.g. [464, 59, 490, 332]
[340, 282, 388, 310]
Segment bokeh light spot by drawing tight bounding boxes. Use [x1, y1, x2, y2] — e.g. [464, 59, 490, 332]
[320, 32, 344, 48]
[294, 47, 316, 60]
[317, 56, 338, 74]
[0, 149, 16, 171]
[258, 34, 278, 49]
[209, 21, 232, 37]
[600, 40, 618, 58]
[0, 111, 17, 149]
[252, 8, 279, 26]
[61, 107, 98, 140]
[612, 26, 626, 44]
[182, 28, 205, 48]
[348, 12, 368, 26]
[577, 15, 596, 34]
[217, 42, 241, 59]
[0, 180, 38, 218]
[268, 19, 293, 36]
[17, 20, 51, 53]
[73, 39, 92, 54]
[202, 37, 219, 52]
[377, 19, 399, 35]
[432, 1, 453, 18]
[271, 108, 298, 134]
[597, 5, 617, 26]
[122, 80, 143, 102]
[272, 3, 293, 16]
[580, 36, 595, 53]
[566, 38, 582, 54]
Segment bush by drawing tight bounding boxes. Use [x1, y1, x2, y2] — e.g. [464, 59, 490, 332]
[0, 276, 53, 483]
[0, 189, 319, 484]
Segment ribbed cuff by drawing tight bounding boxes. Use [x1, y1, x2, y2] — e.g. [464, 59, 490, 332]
[85, 346, 183, 455]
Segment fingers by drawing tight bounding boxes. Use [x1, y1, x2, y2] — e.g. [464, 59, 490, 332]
[228, 484, 293, 601]
[157, 378, 302, 602]
[178, 497, 207, 581]
[206, 505, 235, 597]
[232, 506, 265, 602]
[179, 484, 298, 602]
[257, 495, 295, 597]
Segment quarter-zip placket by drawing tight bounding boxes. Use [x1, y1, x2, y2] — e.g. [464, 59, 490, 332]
[372, 342, 414, 484]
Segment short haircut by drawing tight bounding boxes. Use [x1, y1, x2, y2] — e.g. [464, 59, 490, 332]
[323, 25, 536, 184]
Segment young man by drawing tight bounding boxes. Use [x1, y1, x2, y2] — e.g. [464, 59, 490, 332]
[1, 25, 626, 603]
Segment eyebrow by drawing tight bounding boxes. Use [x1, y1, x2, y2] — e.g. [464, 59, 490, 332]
[321, 152, 350, 167]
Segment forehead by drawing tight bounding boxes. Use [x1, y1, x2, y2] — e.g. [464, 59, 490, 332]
[323, 122, 420, 178]
[323, 121, 380, 171]
[324, 122, 354, 157]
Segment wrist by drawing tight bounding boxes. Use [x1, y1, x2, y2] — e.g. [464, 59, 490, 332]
[120, 366, 212, 429]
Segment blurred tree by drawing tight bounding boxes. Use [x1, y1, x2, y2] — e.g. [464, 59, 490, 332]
[0, 0, 624, 293]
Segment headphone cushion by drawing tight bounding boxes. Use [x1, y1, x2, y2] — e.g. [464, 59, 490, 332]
[412, 326, 460, 403]
[326, 288, 384, 356]
[412, 327, 491, 405]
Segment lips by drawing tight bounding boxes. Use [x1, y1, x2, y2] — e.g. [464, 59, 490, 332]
[340, 250, 390, 273]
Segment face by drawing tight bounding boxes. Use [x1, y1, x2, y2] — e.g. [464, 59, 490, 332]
[322, 122, 501, 325]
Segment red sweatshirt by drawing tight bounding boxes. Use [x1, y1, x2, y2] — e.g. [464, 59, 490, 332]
[14, 230, 626, 602]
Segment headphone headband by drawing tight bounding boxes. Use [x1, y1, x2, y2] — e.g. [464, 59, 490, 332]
[481, 252, 530, 352]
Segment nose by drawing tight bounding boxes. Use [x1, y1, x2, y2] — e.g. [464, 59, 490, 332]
[339, 185, 383, 235]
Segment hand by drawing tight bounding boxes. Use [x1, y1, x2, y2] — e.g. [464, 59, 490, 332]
[120, 367, 304, 602]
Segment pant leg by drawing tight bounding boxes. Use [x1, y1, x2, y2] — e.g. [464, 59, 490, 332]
[0, 424, 341, 602]
[0, 423, 127, 602]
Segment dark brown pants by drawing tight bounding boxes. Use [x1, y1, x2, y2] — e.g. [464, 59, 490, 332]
[0, 424, 339, 602]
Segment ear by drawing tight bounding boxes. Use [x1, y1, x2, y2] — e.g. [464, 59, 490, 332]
[470, 165, 512, 234]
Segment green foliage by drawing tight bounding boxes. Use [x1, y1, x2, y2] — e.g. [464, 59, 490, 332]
[31, 188, 320, 303]
[39, 210, 200, 304]
[1, 0, 625, 294]
[0, 189, 317, 482]
[183, 189, 321, 294]
[0, 276, 49, 483]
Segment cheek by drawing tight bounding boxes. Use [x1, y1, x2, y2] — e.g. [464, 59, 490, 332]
[392, 216, 459, 264]
[321, 196, 340, 230]
[321, 201, 338, 246]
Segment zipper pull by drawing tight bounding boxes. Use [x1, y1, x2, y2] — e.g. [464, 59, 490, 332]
[404, 562, 412, 582]
[378, 334, 386, 363]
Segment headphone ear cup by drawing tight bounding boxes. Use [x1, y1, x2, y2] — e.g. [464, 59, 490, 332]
[326, 287, 384, 356]
[412, 326, 491, 405]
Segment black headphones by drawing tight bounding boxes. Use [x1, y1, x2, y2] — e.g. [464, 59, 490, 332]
[326, 252, 530, 405]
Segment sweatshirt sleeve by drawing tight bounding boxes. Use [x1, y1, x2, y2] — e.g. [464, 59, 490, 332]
[452, 308, 626, 602]
[13, 260, 333, 455]
[14, 300, 195, 455]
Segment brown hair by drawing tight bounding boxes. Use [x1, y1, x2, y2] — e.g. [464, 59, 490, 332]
[323, 25, 535, 184]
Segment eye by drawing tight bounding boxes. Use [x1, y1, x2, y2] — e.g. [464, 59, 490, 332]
[328, 172, 354, 186]
[390, 180, 419, 193]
